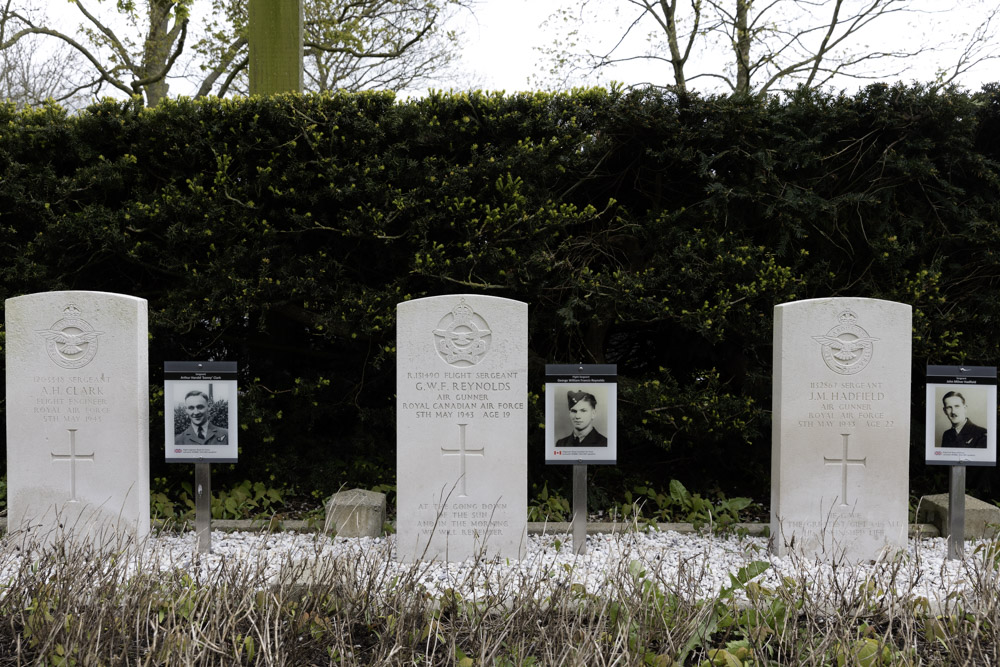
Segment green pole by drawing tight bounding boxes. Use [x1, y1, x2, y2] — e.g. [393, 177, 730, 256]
[248, 0, 303, 95]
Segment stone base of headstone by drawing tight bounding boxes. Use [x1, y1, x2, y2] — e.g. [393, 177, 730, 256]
[917, 493, 1000, 540]
[323, 489, 386, 538]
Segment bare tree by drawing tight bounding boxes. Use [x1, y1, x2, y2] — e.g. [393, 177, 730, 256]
[302, 0, 464, 93]
[0, 0, 470, 108]
[0, 22, 90, 107]
[538, 0, 1000, 96]
[928, 1, 1000, 90]
[0, 0, 190, 107]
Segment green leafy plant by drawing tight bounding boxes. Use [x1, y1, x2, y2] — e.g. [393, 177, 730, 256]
[683, 561, 772, 665]
[207, 480, 284, 520]
[149, 479, 285, 522]
[527, 482, 571, 522]
[613, 480, 756, 533]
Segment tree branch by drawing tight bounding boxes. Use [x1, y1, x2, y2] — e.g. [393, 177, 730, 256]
[0, 25, 133, 97]
[130, 18, 188, 92]
[195, 35, 248, 97]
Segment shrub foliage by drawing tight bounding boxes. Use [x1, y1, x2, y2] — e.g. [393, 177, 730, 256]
[1, 83, 998, 500]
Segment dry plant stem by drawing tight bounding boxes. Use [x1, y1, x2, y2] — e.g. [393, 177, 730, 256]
[1, 530, 1000, 664]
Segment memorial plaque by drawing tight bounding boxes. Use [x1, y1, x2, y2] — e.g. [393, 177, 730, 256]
[544, 364, 618, 464]
[5, 291, 150, 546]
[925, 365, 997, 466]
[396, 295, 527, 561]
[771, 298, 911, 561]
[165, 361, 239, 463]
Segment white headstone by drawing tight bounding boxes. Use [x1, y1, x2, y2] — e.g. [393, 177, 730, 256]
[771, 297, 911, 561]
[5, 291, 150, 546]
[396, 295, 527, 561]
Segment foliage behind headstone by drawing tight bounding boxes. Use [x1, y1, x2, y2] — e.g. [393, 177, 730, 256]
[0, 83, 997, 500]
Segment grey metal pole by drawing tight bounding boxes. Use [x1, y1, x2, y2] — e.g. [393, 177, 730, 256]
[195, 462, 212, 554]
[948, 465, 966, 560]
[572, 464, 587, 555]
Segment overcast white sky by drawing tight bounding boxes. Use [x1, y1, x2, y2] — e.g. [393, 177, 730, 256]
[441, 0, 999, 95]
[38, 0, 1000, 99]
[443, 0, 556, 92]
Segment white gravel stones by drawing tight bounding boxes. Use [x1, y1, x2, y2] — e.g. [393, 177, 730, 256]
[2, 528, 986, 613]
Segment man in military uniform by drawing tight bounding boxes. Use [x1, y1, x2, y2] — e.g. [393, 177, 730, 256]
[175, 390, 228, 445]
[941, 391, 987, 448]
[556, 389, 608, 448]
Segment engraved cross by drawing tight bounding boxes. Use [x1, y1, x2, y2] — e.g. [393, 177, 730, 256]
[441, 423, 484, 498]
[823, 433, 866, 506]
[51, 428, 95, 502]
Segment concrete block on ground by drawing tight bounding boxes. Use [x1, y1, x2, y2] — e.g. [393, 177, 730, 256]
[324, 489, 386, 538]
[917, 493, 1000, 539]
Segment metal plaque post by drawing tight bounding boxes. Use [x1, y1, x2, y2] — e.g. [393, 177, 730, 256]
[948, 465, 966, 560]
[195, 462, 212, 554]
[572, 464, 587, 555]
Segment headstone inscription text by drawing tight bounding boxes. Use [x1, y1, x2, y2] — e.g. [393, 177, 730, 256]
[771, 298, 911, 561]
[397, 295, 527, 562]
[6, 291, 150, 546]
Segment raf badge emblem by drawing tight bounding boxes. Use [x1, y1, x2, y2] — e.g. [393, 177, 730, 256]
[812, 310, 878, 375]
[36, 304, 104, 369]
[433, 299, 491, 366]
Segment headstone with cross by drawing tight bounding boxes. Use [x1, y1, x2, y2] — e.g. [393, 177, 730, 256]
[771, 298, 911, 561]
[396, 295, 527, 562]
[5, 291, 150, 547]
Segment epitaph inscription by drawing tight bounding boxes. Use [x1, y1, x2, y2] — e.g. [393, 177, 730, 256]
[398, 295, 527, 562]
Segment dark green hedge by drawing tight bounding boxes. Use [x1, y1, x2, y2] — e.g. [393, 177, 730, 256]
[1, 83, 998, 502]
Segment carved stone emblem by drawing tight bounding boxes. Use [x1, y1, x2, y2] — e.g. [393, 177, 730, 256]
[812, 310, 878, 375]
[36, 304, 103, 369]
[432, 299, 491, 366]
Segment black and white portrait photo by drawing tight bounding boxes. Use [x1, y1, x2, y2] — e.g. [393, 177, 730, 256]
[174, 386, 230, 446]
[938, 388, 988, 449]
[555, 388, 609, 448]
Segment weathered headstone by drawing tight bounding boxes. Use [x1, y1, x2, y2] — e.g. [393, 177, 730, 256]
[918, 493, 1000, 539]
[5, 291, 149, 546]
[771, 298, 911, 561]
[323, 488, 386, 538]
[397, 295, 527, 561]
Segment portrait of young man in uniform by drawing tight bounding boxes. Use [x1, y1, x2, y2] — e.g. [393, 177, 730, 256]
[555, 389, 608, 448]
[174, 390, 229, 445]
[940, 390, 987, 448]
